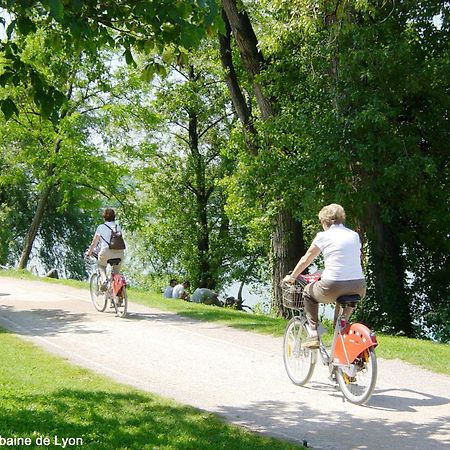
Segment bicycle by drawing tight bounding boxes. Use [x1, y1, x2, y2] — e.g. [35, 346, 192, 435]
[87, 252, 128, 318]
[282, 273, 378, 405]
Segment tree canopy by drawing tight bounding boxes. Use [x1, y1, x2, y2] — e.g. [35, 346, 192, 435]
[1, 0, 448, 341]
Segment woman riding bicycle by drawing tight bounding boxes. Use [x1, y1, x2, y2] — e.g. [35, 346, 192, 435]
[283, 203, 366, 349]
[87, 208, 125, 291]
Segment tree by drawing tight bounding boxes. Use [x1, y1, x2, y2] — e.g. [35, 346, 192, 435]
[219, 0, 306, 316]
[125, 46, 253, 290]
[0, 0, 221, 119]
[0, 28, 134, 273]
[251, 0, 449, 339]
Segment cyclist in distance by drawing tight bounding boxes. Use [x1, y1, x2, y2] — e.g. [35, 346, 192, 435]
[87, 208, 125, 291]
[283, 204, 366, 349]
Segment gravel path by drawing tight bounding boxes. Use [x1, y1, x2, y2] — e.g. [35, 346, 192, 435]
[0, 277, 449, 450]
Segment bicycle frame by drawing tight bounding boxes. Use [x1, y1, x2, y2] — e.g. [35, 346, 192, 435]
[332, 321, 377, 366]
[87, 252, 128, 318]
[313, 306, 377, 373]
[283, 286, 378, 405]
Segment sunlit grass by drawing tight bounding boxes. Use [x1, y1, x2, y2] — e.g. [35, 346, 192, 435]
[0, 327, 302, 450]
[375, 334, 449, 375]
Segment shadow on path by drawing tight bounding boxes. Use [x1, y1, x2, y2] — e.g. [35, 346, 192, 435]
[216, 396, 450, 450]
[367, 387, 449, 412]
[0, 305, 104, 337]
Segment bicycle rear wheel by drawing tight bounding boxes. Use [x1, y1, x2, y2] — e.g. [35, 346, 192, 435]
[113, 286, 128, 318]
[283, 316, 316, 386]
[90, 273, 107, 312]
[336, 347, 377, 405]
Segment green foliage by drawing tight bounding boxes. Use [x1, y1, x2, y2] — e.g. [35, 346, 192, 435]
[0, 0, 448, 341]
[122, 43, 261, 291]
[0, 97, 19, 120]
[329, 1, 450, 339]
[239, 0, 450, 340]
[0, 28, 136, 274]
[0, 0, 222, 118]
[0, 155, 33, 263]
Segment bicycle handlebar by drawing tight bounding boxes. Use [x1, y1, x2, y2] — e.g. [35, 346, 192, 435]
[84, 251, 98, 262]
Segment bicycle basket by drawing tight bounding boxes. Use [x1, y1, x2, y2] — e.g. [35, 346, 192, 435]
[281, 282, 304, 310]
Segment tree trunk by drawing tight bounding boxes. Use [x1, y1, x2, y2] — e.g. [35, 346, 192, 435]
[236, 258, 256, 302]
[271, 209, 306, 317]
[221, 0, 305, 315]
[196, 192, 211, 287]
[17, 137, 63, 270]
[15, 76, 78, 271]
[367, 204, 413, 336]
[221, 0, 274, 119]
[218, 8, 258, 155]
[188, 68, 213, 288]
[323, 1, 340, 114]
[18, 181, 54, 269]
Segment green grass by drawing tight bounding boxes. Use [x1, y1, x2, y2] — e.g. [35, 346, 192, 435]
[0, 327, 302, 450]
[1, 270, 449, 376]
[375, 334, 449, 375]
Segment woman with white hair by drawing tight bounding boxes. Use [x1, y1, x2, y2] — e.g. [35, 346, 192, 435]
[283, 204, 366, 348]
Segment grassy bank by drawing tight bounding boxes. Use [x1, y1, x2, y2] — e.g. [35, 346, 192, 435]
[0, 327, 302, 450]
[1, 270, 449, 376]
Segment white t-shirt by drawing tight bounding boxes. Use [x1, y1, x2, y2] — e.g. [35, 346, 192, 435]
[312, 224, 364, 281]
[163, 286, 174, 298]
[95, 221, 123, 250]
[191, 288, 215, 304]
[172, 284, 185, 298]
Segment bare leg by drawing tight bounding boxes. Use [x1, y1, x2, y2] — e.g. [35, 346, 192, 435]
[98, 264, 107, 283]
[342, 305, 354, 322]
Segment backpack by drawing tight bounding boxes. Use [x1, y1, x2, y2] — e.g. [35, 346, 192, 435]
[103, 224, 126, 250]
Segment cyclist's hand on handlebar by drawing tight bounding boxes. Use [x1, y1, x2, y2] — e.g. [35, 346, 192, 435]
[283, 274, 296, 284]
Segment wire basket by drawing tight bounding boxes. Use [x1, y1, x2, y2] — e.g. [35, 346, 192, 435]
[281, 282, 305, 310]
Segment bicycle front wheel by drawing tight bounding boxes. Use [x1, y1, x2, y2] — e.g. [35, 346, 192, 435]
[336, 347, 377, 405]
[114, 286, 128, 318]
[90, 273, 107, 312]
[283, 316, 316, 386]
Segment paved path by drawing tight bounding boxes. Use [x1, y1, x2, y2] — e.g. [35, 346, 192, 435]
[0, 277, 449, 449]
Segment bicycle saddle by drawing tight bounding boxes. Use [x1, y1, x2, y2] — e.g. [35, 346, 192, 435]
[107, 258, 122, 266]
[336, 294, 361, 306]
